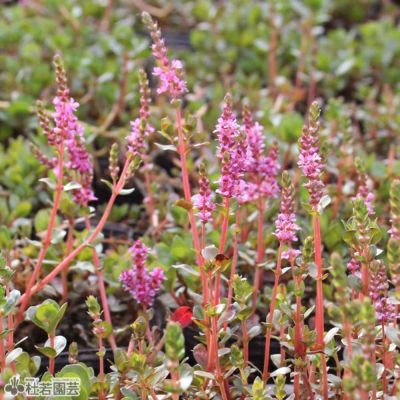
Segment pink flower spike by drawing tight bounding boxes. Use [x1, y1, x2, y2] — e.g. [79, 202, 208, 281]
[274, 172, 299, 244]
[353, 163, 375, 216]
[192, 168, 215, 224]
[240, 107, 280, 203]
[298, 101, 325, 209]
[127, 70, 154, 157]
[142, 12, 187, 100]
[281, 249, 301, 260]
[49, 57, 96, 206]
[120, 240, 164, 307]
[215, 93, 245, 199]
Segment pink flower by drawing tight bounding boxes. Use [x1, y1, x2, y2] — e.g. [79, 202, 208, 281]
[243, 117, 264, 173]
[127, 70, 154, 156]
[281, 249, 301, 260]
[127, 118, 154, 156]
[235, 180, 257, 205]
[353, 169, 375, 216]
[129, 240, 150, 268]
[274, 175, 299, 243]
[215, 96, 240, 158]
[298, 102, 324, 208]
[51, 88, 95, 206]
[239, 108, 280, 203]
[120, 240, 165, 307]
[153, 60, 187, 99]
[347, 257, 361, 277]
[215, 94, 245, 198]
[143, 13, 187, 100]
[369, 261, 396, 324]
[192, 172, 215, 223]
[375, 298, 396, 324]
[259, 144, 280, 198]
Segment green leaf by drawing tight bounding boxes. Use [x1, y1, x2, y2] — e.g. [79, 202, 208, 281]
[26, 300, 67, 333]
[154, 143, 177, 152]
[39, 178, 56, 190]
[34, 209, 51, 233]
[13, 201, 32, 218]
[171, 236, 192, 261]
[119, 187, 135, 195]
[324, 327, 339, 344]
[386, 326, 400, 347]
[270, 367, 291, 377]
[233, 275, 254, 303]
[50, 228, 66, 244]
[46, 335, 67, 356]
[194, 370, 215, 380]
[97, 321, 112, 339]
[318, 195, 331, 213]
[201, 245, 218, 261]
[35, 345, 57, 358]
[56, 364, 92, 400]
[1, 289, 20, 316]
[165, 322, 185, 361]
[101, 179, 114, 191]
[64, 181, 82, 191]
[6, 347, 23, 365]
[172, 264, 200, 276]
[179, 363, 193, 390]
[69, 261, 95, 273]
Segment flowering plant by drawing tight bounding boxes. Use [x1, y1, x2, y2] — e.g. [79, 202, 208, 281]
[1, 5, 400, 400]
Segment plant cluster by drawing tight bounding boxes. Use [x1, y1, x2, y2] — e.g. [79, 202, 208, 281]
[0, 2, 400, 400]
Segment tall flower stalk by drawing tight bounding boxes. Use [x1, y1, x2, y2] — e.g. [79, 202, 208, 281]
[297, 101, 328, 398]
[215, 93, 242, 303]
[127, 69, 156, 226]
[142, 12, 201, 266]
[17, 56, 68, 323]
[241, 107, 280, 311]
[263, 172, 299, 380]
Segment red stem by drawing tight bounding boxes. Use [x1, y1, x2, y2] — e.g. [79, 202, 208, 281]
[175, 108, 201, 265]
[292, 247, 305, 396]
[49, 332, 55, 375]
[382, 324, 387, 394]
[268, 1, 277, 96]
[142, 156, 156, 227]
[241, 319, 249, 368]
[312, 214, 328, 399]
[61, 220, 74, 304]
[17, 157, 131, 318]
[175, 109, 214, 363]
[98, 335, 105, 400]
[0, 316, 5, 370]
[219, 197, 231, 253]
[5, 287, 14, 354]
[226, 210, 240, 324]
[207, 272, 214, 371]
[252, 197, 265, 312]
[262, 242, 283, 380]
[279, 286, 286, 366]
[211, 316, 229, 400]
[18, 143, 65, 323]
[85, 217, 117, 351]
[215, 197, 230, 304]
